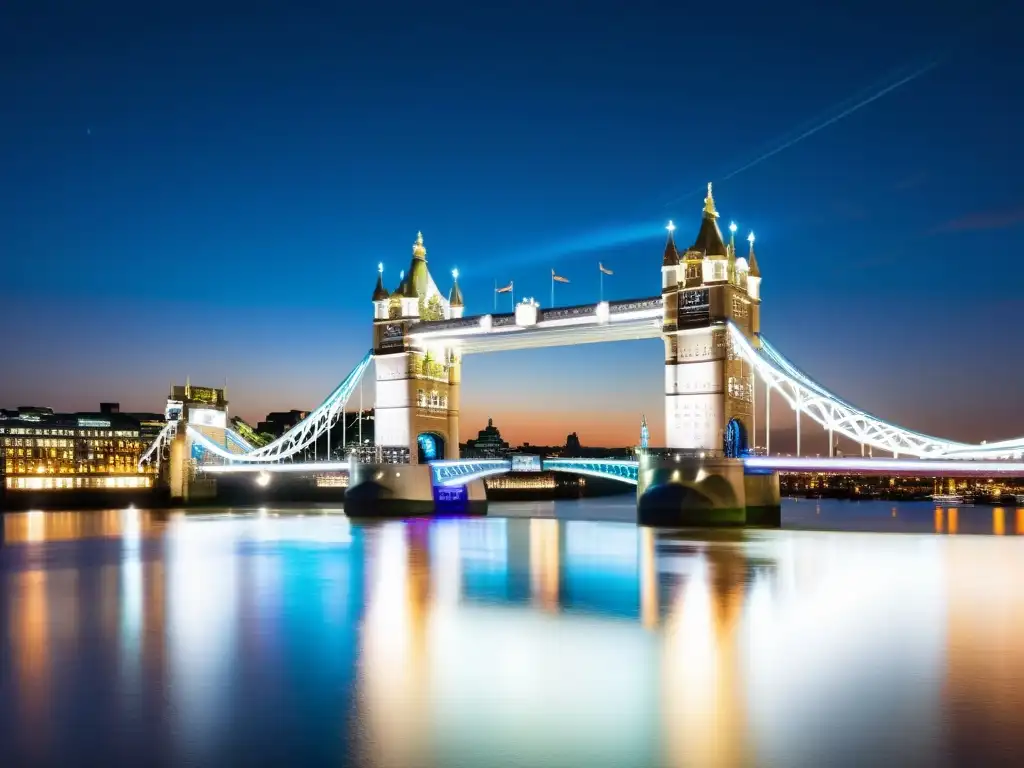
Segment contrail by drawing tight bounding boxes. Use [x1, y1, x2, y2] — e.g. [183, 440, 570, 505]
[664, 60, 939, 206]
[496, 221, 662, 268]
[499, 58, 940, 270]
[720, 61, 938, 182]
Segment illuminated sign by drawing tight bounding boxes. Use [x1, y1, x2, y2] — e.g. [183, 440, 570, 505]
[381, 323, 404, 349]
[511, 454, 542, 472]
[77, 418, 111, 428]
[165, 400, 184, 421]
[189, 386, 221, 405]
[433, 483, 468, 512]
[677, 288, 710, 328]
[189, 408, 227, 429]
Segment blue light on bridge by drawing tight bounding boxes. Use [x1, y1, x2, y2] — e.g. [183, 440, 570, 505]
[418, 434, 438, 461]
[543, 459, 639, 486]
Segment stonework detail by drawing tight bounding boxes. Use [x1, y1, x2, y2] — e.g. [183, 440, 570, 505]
[371, 232, 465, 462]
[660, 184, 762, 452]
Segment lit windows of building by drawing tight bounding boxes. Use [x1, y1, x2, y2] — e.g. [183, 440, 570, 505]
[0, 407, 154, 492]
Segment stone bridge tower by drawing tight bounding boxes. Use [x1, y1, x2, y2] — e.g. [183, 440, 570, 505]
[660, 184, 762, 456]
[371, 232, 464, 464]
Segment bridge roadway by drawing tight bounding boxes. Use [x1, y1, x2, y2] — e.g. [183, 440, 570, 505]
[199, 455, 1024, 486]
[407, 297, 664, 354]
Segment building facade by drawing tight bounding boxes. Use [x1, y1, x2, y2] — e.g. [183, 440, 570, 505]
[0, 408, 154, 492]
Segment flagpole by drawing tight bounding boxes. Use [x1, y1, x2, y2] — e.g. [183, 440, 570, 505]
[550, 271, 554, 308]
[494, 279, 497, 312]
[600, 266, 603, 302]
[511, 281, 514, 308]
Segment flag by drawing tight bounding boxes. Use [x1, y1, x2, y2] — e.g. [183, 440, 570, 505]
[552, 269, 569, 284]
[599, 263, 613, 275]
[495, 281, 513, 293]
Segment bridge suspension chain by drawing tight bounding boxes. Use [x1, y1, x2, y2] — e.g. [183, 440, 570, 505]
[729, 324, 1024, 459]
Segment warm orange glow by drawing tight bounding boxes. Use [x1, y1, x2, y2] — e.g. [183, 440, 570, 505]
[993, 508, 1006, 536]
[461, 405, 660, 447]
[640, 527, 658, 628]
[529, 519, 560, 612]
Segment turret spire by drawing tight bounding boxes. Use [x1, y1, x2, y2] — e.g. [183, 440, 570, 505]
[747, 231, 761, 277]
[703, 182, 718, 218]
[372, 262, 389, 301]
[662, 220, 679, 266]
[449, 267, 464, 308]
[412, 231, 426, 261]
[690, 182, 728, 256]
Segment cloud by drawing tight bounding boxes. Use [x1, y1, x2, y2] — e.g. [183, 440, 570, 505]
[933, 206, 1024, 233]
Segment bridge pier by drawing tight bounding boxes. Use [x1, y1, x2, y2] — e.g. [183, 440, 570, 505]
[344, 462, 488, 517]
[636, 455, 780, 528]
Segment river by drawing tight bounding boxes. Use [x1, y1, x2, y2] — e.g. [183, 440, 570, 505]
[2, 498, 1022, 766]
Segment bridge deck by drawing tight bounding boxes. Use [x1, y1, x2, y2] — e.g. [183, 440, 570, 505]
[197, 456, 1024, 482]
[408, 296, 664, 353]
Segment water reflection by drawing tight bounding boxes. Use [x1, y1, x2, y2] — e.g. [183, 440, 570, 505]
[2, 503, 1024, 766]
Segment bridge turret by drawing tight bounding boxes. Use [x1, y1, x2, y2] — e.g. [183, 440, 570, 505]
[449, 268, 465, 319]
[691, 183, 729, 284]
[746, 231, 761, 297]
[745, 231, 761, 334]
[661, 221, 680, 332]
[372, 263, 390, 319]
[663, 183, 756, 452]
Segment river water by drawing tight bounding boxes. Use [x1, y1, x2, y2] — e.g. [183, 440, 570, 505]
[2, 499, 1023, 766]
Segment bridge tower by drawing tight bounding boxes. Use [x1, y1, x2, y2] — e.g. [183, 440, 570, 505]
[371, 232, 464, 464]
[660, 183, 761, 456]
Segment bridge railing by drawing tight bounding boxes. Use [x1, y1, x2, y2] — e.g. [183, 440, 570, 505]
[349, 445, 411, 464]
[639, 448, 728, 459]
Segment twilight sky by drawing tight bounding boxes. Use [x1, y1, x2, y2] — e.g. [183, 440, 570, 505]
[2, 0, 1022, 449]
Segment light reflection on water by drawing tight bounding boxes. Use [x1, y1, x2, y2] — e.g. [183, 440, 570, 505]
[1, 500, 1023, 766]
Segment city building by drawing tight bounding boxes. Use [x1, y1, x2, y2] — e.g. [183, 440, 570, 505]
[463, 418, 511, 458]
[0, 407, 154, 491]
[99, 401, 166, 445]
[258, 410, 310, 438]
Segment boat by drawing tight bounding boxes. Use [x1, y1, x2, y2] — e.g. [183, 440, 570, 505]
[931, 493, 972, 506]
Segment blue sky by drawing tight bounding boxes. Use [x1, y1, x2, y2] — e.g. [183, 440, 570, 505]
[1, 0, 1022, 446]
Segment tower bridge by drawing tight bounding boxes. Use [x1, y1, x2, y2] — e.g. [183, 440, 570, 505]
[143, 184, 1024, 524]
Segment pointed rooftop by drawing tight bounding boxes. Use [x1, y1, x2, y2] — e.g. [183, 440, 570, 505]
[662, 220, 680, 266]
[372, 263, 390, 301]
[690, 182, 728, 257]
[747, 231, 761, 278]
[448, 268, 464, 307]
[402, 231, 430, 299]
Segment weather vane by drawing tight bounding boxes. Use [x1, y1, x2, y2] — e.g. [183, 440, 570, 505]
[666, 220, 676, 234]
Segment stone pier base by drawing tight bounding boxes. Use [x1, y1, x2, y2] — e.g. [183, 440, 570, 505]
[345, 463, 488, 517]
[637, 455, 780, 528]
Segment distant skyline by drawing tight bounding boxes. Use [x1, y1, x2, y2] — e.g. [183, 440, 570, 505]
[2, 1, 1022, 447]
